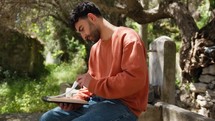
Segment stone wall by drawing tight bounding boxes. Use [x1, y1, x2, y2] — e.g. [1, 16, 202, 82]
[139, 35, 215, 121]
[177, 64, 215, 119]
[148, 36, 215, 120]
[0, 26, 45, 77]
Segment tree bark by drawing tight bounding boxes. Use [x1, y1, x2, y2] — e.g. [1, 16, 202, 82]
[166, 2, 199, 82]
[188, 18, 215, 80]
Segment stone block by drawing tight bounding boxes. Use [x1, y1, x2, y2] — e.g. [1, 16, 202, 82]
[138, 104, 162, 121]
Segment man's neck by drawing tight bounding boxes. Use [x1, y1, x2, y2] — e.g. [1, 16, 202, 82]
[99, 19, 117, 41]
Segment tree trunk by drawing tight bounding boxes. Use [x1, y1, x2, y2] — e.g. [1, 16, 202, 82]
[139, 0, 149, 50]
[151, 1, 199, 82]
[188, 18, 215, 80]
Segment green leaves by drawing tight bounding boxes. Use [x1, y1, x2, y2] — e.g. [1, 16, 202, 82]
[0, 79, 55, 113]
[196, 0, 211, 29]
[209, 0, 215, 10]
[0, 53, 86, 114]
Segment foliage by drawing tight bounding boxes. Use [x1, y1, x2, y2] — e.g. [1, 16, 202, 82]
[20, 16, 59, 55]
[175, 79, 181, 89]
[0, 2, 87, 113]
[196, 0, 211, 29]
[0, 78, 56, 113]
[125, 18, 139, 32]
[0, 51, 86, 114]
[175, 41, 181, 53]
[210, 0, 215, 9]
[126, 18, 181, 52]
[149, 19, 180, 42]
[17, 14, 85, 62]
[45, 48, 87, 85]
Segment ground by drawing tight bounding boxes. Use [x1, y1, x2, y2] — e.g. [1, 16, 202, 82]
[0, 113, 43, 121]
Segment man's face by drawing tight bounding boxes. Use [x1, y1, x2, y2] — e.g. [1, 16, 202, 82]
[75, 18, 100, 43]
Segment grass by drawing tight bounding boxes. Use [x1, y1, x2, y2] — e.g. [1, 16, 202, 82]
[0, 54, 86, 114]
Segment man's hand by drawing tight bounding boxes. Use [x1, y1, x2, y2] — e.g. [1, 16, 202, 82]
[57, 103, 83, 111]
[76, 73, 92, 88]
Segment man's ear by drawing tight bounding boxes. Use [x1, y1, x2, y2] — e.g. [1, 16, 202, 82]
[87, 13, 97, 22]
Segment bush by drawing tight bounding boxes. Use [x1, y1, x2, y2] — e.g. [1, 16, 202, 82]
[0, 54, 86, 114]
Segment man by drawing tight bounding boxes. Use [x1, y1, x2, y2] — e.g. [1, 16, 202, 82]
[40, 1, 148, 121]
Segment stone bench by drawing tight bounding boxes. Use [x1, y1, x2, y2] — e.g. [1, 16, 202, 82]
[138, 102, 215, 121]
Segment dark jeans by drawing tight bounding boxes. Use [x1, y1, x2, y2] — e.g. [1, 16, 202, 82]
[40, 96, 137, 121]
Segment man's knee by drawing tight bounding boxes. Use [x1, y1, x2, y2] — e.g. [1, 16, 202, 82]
[40, 110, 57, 121]
[40, 112, 48, 121]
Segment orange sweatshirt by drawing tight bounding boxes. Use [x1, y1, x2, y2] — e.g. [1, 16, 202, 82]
[77, 27, 148, 116]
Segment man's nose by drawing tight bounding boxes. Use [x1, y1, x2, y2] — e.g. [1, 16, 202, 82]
[80, 33, 87, 40]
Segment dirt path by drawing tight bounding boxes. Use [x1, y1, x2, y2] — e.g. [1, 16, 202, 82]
[0, 113, 43, 121]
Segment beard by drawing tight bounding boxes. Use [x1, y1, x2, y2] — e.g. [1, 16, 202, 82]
[86, 22, 100, 43]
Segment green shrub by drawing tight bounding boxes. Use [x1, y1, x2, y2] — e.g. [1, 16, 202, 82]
[0, 53, 86, 114]
[0, 78, 56, 113]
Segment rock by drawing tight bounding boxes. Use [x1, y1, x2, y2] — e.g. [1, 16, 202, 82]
[197, 95, 206, 101]
[207, 90, 215, 98]
[180, 93, 190, 102]
[196, 99, 213, 108]
[210, 105, 215, 119]
[198, 107, 209, 117]
[199, 75, 215, 83]
[196, 99, 207, 107]
[202, 64, 215, 75]
[189, 83, 207, 93]
[208, 83, 215, 90]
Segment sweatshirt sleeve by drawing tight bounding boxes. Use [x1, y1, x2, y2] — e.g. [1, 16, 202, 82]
[88, 30, 148, 99]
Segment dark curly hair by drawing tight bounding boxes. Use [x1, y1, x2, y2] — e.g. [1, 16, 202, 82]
[70, 1, 102, 30]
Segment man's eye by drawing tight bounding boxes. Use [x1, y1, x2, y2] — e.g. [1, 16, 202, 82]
[79, 27, 84, 32]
